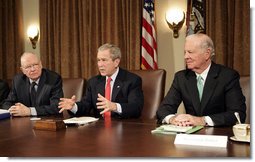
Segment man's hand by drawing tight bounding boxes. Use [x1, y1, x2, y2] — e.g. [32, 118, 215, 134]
[169, 114, 206, 126]
[96, 93, 117, 114]
[58, 95, 76, 113]
[9, 103, 31, 116]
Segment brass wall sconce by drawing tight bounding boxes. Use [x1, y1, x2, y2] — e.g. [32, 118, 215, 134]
[165, 9, 185, 38]
[27, 25, 39, 49]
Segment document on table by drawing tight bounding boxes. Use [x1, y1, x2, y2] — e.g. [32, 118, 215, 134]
[0, 109, 10, 120]
[151, 124, 204, 135]
[161, 125, 194, 132]
[63, 116, 99, 125]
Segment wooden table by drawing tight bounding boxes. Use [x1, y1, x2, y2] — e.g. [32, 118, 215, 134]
[0, 117, 250, 157]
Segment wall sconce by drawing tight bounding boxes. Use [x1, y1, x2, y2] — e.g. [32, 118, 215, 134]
[27, 25, 39, 49]
[165, 9, 185, 38]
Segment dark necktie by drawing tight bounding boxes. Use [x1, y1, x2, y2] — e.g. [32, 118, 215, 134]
[30, 82, 37, 107]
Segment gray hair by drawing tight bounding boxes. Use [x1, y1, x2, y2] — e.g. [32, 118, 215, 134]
[21, 52, 40, 61]
[98, 43, 121, 60]
[187, 33, 215, 57]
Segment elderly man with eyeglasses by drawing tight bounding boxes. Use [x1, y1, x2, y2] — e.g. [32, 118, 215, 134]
[1, 52, 63, 117]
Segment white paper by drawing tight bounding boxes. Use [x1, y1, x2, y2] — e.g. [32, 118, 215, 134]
[30, 117, 41, 121]
[0, 109, 9, 114]
[174, 134, 228, 147]
[63, 116, 99, 125]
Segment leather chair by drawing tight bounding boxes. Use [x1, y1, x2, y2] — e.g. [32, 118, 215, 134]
[130, 69, 166, 119]
[62, 78, 85, 100]
[62, 78, 85, 118]
[6, 79, 12, 88]
[239, 76, 250, 123]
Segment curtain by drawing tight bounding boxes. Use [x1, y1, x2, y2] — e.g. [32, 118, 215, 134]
[0, 0, 24, 79]
[206, 0, 250, 76]
[39, 0, 142, 79]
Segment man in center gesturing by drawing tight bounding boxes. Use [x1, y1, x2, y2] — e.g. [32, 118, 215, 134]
[58, 43, 144, 119]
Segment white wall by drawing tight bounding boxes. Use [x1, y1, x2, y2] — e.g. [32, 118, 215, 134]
[22, 0, 40, 55]
[155, 0, 186, 94]
[155, 0, 187, 113]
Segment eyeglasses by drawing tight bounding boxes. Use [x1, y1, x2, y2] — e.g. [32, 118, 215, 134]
[22, 63, 40, 71]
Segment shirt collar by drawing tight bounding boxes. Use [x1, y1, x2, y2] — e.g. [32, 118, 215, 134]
[196, 63, 211, 80]
[29, 78, 40, 85]
[106, 67, 119, 83]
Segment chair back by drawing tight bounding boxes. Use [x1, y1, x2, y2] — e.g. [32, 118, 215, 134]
[239, 76, 250, 123]
[130, 69, 166, 119]
[62, 78, 85, 101]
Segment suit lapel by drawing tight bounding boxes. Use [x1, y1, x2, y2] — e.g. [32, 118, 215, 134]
[200, 63, 219, 113]
[185, 71, 201, 115]
[35, 70, 47, 105]
[37, 70, 46, 94]
[96, 76, 106, 97]
[24, 78, 32, 105]
[112, 79, 122, 101]
[112, 68, 126, 101]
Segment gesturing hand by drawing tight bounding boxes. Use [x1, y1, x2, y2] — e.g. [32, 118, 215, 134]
[58, 95, 76, 113]
[96, 93, 117, 114]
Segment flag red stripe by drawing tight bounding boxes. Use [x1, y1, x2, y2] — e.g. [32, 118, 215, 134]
[142, 18, 153, 36]
[142, 37, 154, 58]
[141, 57, 153, 69]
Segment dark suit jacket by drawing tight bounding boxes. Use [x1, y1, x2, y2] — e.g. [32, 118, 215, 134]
[2, 69, 63, 116]
[0, 79, 10, 107]
[73, 68, 144, 119]
[156, 62, 246, 126]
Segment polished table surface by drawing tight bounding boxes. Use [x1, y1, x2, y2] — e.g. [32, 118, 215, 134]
[0, 116, 250, 157]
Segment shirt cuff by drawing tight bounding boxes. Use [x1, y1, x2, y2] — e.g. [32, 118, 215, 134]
[115, 103, 122, 114]
[204, 116, 214, 126]
[70, 103, 78, 114]
[162, 114, 175, 124]
[30, 107, 37, 116]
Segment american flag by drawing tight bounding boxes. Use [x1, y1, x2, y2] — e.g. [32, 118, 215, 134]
[141, 0, 158, 70]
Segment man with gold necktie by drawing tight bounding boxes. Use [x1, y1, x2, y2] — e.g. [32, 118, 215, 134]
[58, 43, 144, 119]
[156, 33, 246, 127]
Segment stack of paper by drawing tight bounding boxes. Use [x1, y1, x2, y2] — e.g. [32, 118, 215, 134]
[151, 124, 203, 135]
[0, 109, 10, 120]
[63, 116, 99, 125]
[161, 125, 194, 132]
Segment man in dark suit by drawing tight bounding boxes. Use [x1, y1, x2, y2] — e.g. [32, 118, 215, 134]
[58, 43, 144, 119]
[2, 52, 63, 116]
[157, 33, 246, 127]
[0, 79, 10, 107]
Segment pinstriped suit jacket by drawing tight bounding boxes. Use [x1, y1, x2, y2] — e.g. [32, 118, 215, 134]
[2, 69, 63, 116]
